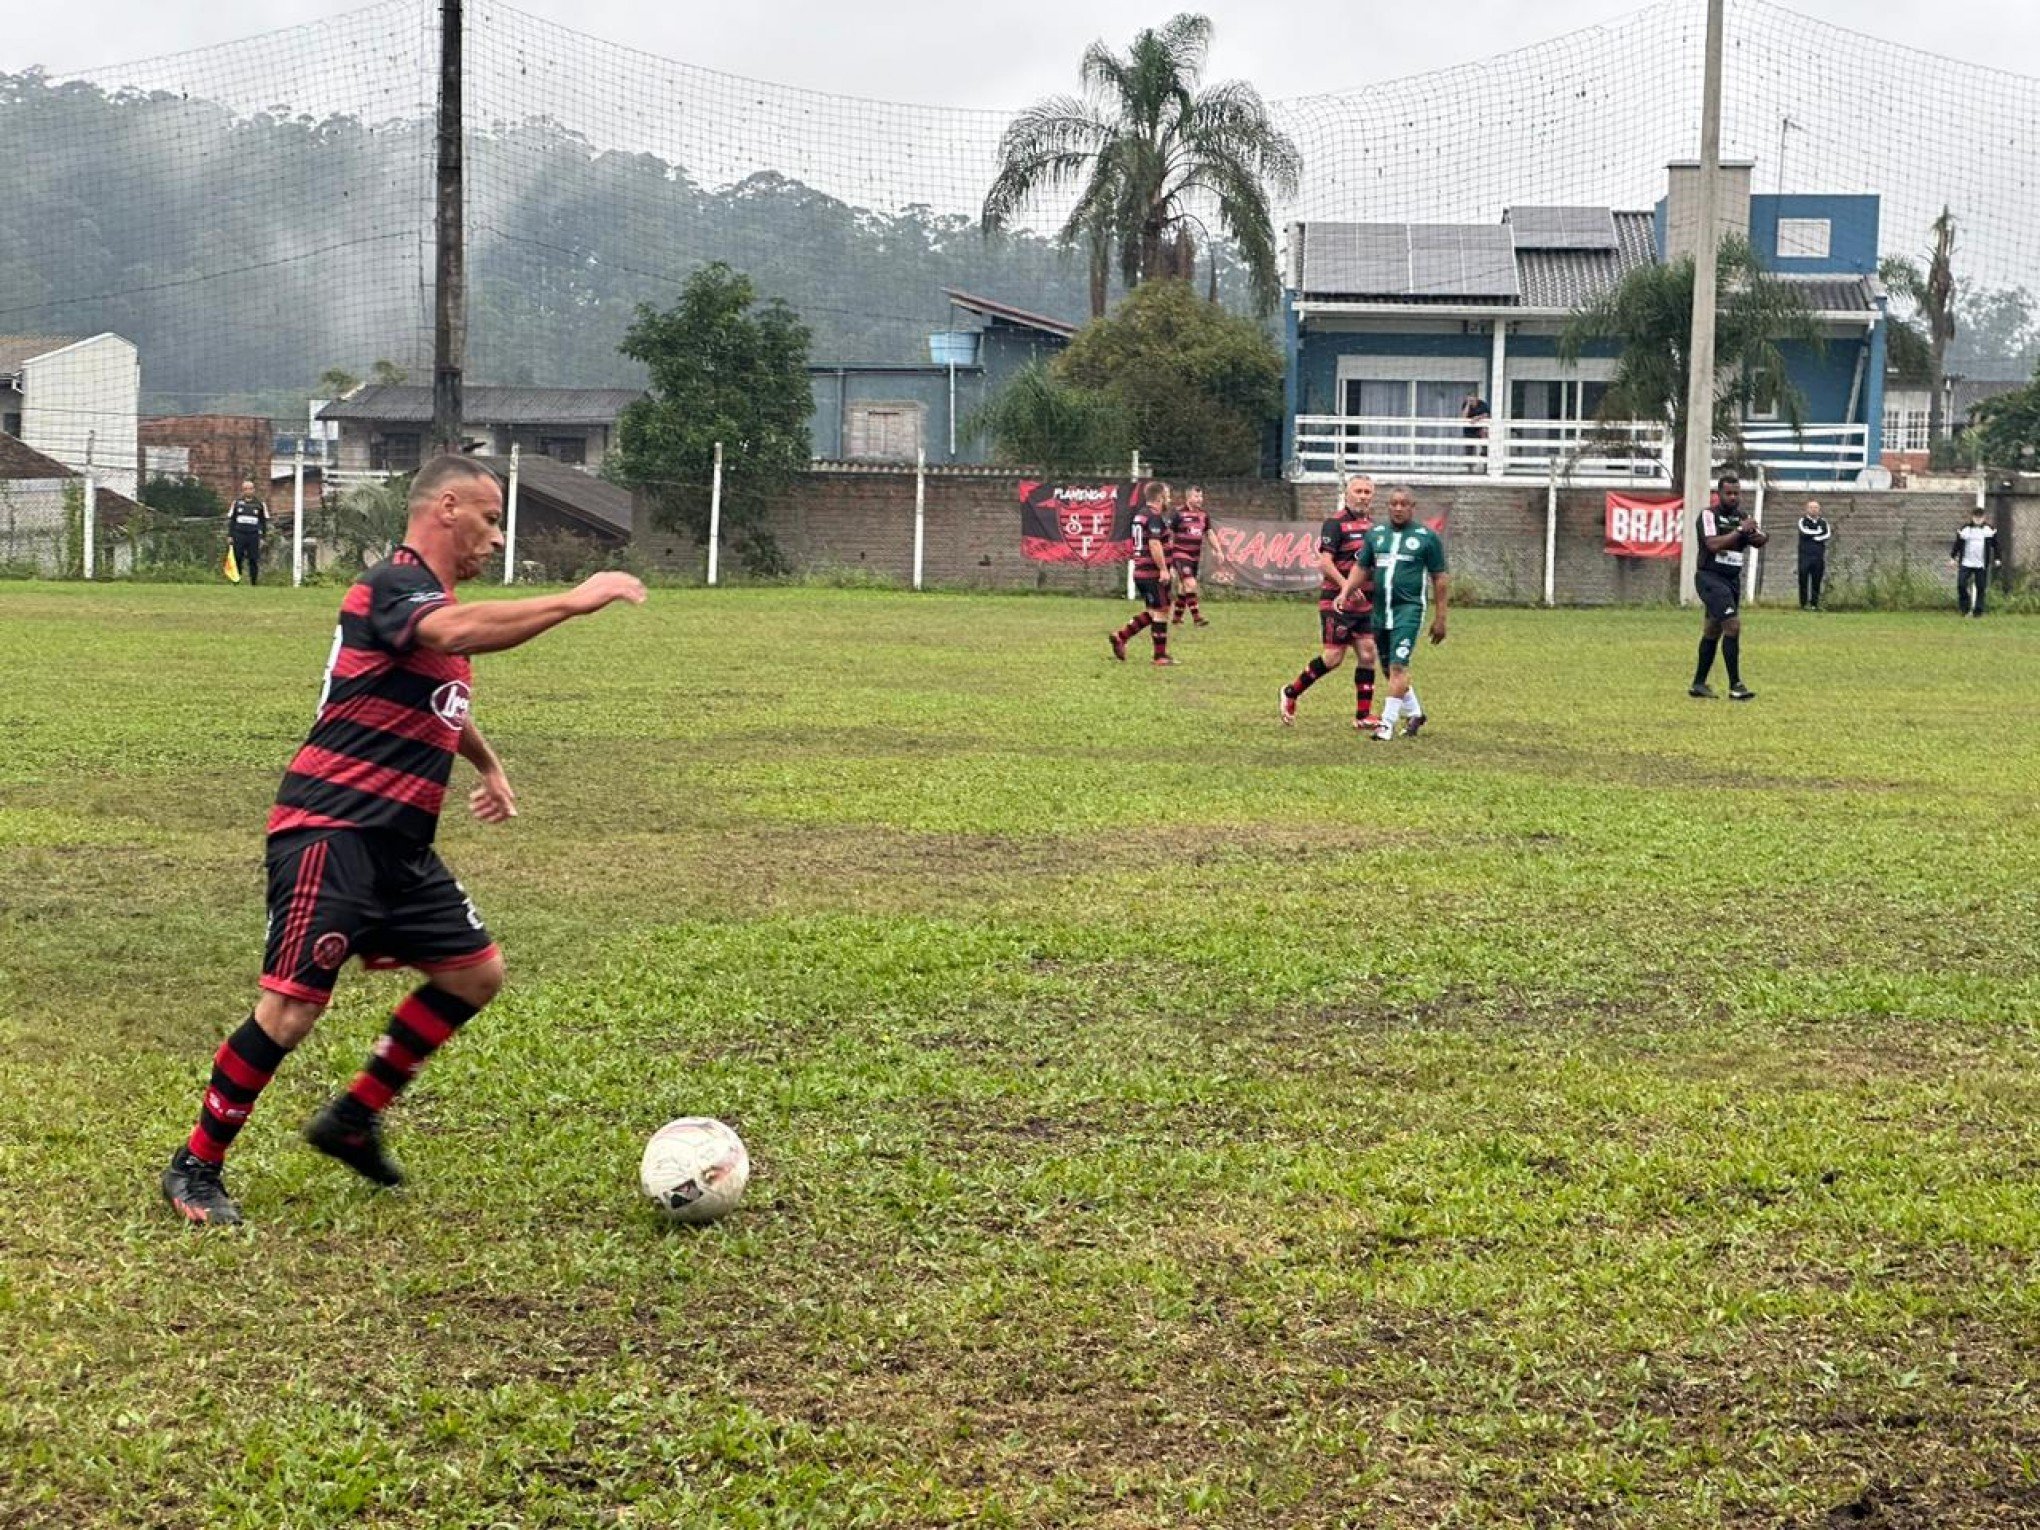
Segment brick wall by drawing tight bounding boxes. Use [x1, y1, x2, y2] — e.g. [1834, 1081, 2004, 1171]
[637, 467, 2034, 605]
[139, 416, 272, 508]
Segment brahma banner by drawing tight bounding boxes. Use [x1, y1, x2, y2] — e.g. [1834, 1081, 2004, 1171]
[1605, 492, 1684, 559]
[1018, 480, 1140, 566]
[1205, 521, 1325, 592]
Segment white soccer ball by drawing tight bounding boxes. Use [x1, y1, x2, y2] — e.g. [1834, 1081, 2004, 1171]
[639, 1116, 750, 1224]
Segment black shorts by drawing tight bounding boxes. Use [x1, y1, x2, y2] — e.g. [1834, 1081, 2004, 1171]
[1170, 559, 1200, 581]
[261, 830, 497, 1005]
[1135, 577, 1168, 612]
[1320, 604, 1374, 647]
[1696, 568, 1742, 622]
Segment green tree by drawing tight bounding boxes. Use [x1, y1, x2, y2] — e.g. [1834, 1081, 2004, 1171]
[322, 475, 411, 569]
[370, 359, 408, 387]
[1880, 207, 1958, 443]
[1967, 363, 2040, 471]
[1055, 277, 1282, 477]
[1950, 284, 2040, 376]
[1558, 234, 1822, 481]
[608, 262, 812, 574]
[317, 368, 361, 398]
[963, 359, 1132, 472]
[981, 14, 1301, 317]
[140, 474, 224, 519]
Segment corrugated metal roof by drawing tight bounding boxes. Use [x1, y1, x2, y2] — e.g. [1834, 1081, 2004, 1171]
[319, 385, 642, 425]
[0, 335, 84, 373]
[473, 453, 632, 537]
[943, 289, 1078, 338]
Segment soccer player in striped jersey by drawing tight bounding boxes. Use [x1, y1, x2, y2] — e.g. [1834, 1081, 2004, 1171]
[1109, 480, 1178, 667]
[1279, 475, 1379, 729]
[1168, 485, 1213, 630]
[160, 455, 645, 1227]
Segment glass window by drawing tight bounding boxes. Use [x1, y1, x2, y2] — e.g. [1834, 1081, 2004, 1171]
[1777, 218, 1832, 259]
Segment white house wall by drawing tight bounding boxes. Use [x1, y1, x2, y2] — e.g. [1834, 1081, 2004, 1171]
[22, 334, 140, 500]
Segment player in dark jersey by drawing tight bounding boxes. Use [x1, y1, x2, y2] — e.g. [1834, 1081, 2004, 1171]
[160, 455, 646, 1227]
[1109, 480, 1178, 667]
[1168, 485, 1213, 630]
[1278, 475, 1378, 729]
[1690, 472, 1765, 701]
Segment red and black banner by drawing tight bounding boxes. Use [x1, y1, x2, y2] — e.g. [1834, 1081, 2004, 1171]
[1019, 480, 1141, 566]
[1605, 492, 1683, 559]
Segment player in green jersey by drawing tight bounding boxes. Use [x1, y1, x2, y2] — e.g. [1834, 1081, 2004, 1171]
[1348, 486, 1448, 741]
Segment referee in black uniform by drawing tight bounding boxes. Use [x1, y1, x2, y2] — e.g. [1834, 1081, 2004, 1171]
[1949, 506, 2000, 617]
[1795, 498, 1831, 609]
[1690, 473, 1766, 701]
[227, 479, 269, 586]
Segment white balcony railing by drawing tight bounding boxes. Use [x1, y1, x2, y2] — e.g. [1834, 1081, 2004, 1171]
[1293, 414, 1870, 486]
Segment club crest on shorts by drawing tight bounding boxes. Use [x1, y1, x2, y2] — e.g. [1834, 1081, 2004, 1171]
[312, 931, 351, 970]
[430, 680, 473, 730]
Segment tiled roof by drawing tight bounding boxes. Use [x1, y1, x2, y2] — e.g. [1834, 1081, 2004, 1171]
[0, 431, 143, 520]
[0, 335, 84, 373]
[1517, 213, 1660, 308]
[319, 385, 642, 426]
[1777, 275, 1876, 314]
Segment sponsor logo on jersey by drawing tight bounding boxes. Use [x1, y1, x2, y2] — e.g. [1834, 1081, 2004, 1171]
[430, 679, 473, 730]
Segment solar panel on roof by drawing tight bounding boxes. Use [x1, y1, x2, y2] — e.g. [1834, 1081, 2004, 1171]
[1408, 224, 1520, 297]
[1301, 223, 1409, 294]
[1506, 206, 1619, 251]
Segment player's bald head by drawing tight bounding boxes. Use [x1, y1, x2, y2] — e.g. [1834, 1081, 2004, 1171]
[409, 455, 501, 515]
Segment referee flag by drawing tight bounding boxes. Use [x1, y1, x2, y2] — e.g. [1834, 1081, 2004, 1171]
[222, 545, 241, 583]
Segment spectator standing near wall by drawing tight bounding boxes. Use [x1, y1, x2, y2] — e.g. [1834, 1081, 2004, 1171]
[1949, 505, 2000, 617]
[226, 479, 270, 587]
[1796, 499, 1832, 610]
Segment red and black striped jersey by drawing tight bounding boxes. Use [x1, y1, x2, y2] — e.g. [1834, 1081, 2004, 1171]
[268, 547, 471, 843]
[1317, 513, 1373, 610]
[1130, 508, 1172, 579]
[1168, 507, 1210, 565]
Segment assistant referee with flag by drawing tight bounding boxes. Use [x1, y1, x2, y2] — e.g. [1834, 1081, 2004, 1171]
[226, 479, 269, 586]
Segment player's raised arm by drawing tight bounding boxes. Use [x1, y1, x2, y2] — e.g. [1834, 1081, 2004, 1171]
[415, 572, 645, 656]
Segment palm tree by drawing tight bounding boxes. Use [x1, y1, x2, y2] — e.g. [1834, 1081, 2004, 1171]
[1558, 234, 1822, 481]
[981, 14, 1301, 317]
[1880, 208, 1958, 446]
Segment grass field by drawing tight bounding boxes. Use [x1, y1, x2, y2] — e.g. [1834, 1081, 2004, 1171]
[3, 582, 2038, 1529]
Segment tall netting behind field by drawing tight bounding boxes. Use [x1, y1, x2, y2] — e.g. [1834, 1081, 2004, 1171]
[0, 1, 436, 418]
[6, 0, 2038, 415]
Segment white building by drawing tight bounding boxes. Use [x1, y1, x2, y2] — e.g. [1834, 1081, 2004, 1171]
[0, 333, 142, 500]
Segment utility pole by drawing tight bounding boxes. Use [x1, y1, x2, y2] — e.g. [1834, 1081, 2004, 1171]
[431, 0, 465, 456]
[1678, 0, 1727, 607]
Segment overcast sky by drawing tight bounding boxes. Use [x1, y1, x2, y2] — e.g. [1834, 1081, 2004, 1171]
[9, 0, 2037, 107]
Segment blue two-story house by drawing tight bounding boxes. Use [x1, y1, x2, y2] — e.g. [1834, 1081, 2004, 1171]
[1283, 161, 1887, 486]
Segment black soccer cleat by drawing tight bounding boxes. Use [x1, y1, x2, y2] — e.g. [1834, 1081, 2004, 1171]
[162, 1146, 243, 1227]
[1728, 683, 1757, 701]
[1108, 632, 1128, 662]
[1403, 713, 1426, 738]
[304, 1097, 405, 1187]
[1688, 683, 1717, 699]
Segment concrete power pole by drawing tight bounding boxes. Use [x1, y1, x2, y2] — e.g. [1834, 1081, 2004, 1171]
[1678, 0, 1727, 606]
[431, 0, 465, 456]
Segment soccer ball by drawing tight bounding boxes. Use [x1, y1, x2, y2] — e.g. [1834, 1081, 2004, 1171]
[639, 1116, 750, 1224]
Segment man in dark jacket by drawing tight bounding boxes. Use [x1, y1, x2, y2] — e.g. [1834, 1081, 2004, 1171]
[227, 480, 270, 586]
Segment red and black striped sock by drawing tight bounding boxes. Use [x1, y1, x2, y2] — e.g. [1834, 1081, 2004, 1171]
[1115, 610, 1154, 642]
[1151, 620, 1170, 657]
[1355, 666, 1376, 718]
[347, 985, 480, 1114]
[1186, 593, 1202, 621]
[187, 1014, 291, 1165]
[1171, 598, 1185, 625]
[1286, 656, 1330, 698]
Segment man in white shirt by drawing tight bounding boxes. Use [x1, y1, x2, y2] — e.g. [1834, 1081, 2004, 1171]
[1948, 507, 2000, 617]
